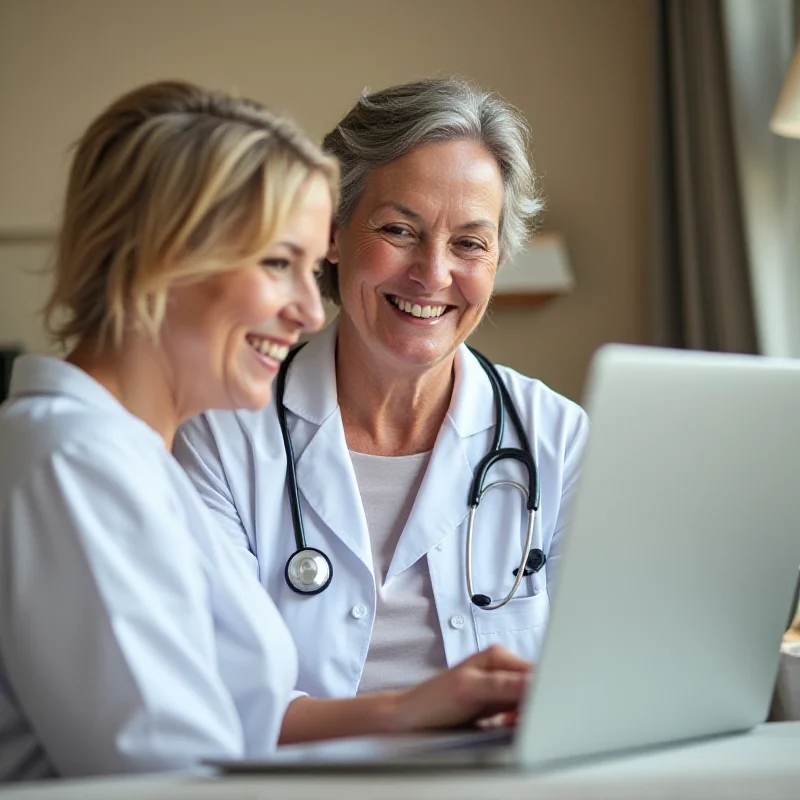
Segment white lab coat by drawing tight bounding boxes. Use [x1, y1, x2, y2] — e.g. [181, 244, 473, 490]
[0, 357, 298, 780]
[175, 322, 589, 700]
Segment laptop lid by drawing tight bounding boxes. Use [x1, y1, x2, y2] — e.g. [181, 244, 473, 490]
[516, 344, 800, 768]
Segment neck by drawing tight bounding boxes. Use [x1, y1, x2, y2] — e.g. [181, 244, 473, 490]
[335, 317, 456, 456]
[67, 334, 183, 449]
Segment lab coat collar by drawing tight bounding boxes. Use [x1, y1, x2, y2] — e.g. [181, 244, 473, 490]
[277, 322, 499, 580]
[385, 348, 498, 581]
[447, 344, 497, 439]
[8, 355, 164, 445]
[9, 355, 128, 415]
[282, 320, 498, 439]
[386, 416, 475, 583]
[282, 321, 340, 425]
[282, 321, 372, 569]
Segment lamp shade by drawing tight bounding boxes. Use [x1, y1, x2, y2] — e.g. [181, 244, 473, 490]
[771, 46, 800, 138]
[492, 230, 574, 307]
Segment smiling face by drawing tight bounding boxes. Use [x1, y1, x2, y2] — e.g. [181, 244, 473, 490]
[161, 174, 332, 413]
[329, 140, 504, 374]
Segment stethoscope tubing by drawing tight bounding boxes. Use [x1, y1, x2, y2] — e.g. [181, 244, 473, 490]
[276, 344, 541, 604]
[275, 345, 309, 553]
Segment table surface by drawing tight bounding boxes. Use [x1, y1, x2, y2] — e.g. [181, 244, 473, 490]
[2, 722, 799, 800]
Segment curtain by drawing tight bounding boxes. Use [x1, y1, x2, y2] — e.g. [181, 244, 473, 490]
[650, 0, 758, 353]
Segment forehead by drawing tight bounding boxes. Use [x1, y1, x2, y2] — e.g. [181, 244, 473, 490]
[360, 140, 504, 221]
[276, 175, 333, 248]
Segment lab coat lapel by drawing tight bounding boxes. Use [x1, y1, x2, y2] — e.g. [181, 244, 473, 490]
[286, 324, 373, 571]
[386, 346, 496, 583]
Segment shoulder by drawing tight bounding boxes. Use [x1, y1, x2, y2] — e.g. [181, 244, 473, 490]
[0, 416, 211, 572]
[177, 405, 275, 461]
[494, 363, 587, 426]
[3, 393, 151, 464]
[0, 402, 174, 515]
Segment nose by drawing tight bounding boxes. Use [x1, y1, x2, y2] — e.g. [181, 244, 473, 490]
[283, 273, 326, 334]
[407, 242, 453, 294]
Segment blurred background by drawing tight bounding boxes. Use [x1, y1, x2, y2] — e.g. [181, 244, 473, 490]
[1, 0, 799, 403]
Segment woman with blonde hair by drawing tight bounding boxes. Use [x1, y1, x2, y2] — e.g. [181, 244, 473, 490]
[0, 81, 529, 781]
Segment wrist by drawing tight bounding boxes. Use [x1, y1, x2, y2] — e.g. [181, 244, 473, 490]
[376, 688, 410, 734]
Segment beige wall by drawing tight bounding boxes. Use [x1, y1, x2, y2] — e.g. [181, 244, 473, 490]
[0, 0, 653, 400]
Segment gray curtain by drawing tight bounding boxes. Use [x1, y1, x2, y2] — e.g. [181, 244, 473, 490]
[651, 0, 758, 353]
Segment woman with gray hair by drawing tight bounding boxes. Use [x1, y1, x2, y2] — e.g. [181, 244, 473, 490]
[176, 77, 589, 700]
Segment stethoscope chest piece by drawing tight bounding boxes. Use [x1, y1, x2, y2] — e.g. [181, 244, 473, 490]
[285, 547, 333, 595]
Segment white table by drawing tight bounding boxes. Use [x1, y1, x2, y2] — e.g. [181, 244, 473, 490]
[2, 722, 799, 800]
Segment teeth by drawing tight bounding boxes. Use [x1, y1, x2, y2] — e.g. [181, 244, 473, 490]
[389, 296, 447, 319]
[247, 336, 289, 362]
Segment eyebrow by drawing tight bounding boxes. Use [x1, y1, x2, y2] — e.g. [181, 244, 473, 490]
[275, 241, 305, 257]
[459, 219, 498, 233]
[374, 202, 423, 221]
[374, 202, 498, 232]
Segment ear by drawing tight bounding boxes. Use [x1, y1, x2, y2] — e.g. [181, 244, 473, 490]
[327, 221, 340, 265]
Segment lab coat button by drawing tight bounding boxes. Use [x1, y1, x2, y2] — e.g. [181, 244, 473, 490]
[435, 542, 443, 551]
[449, 614, 465, 629]
[351, 604, 367, 620]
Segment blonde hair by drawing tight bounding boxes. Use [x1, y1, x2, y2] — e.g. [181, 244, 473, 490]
[44, 80, 339, 347]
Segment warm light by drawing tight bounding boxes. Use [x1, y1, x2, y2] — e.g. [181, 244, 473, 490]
[771, 46, 800, 139]
[493, 230, 574, 298]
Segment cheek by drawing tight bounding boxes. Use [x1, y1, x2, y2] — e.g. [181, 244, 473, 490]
[341, 239, 404, 289]
[226, 272, 281, 326]
[459, 262, 497, 308]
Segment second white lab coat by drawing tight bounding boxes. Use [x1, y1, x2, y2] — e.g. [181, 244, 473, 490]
[175, 322, 589, 699]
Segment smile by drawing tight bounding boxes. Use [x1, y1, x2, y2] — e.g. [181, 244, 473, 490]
[245, 335, 290, 362]
[387, 295, 449, 319]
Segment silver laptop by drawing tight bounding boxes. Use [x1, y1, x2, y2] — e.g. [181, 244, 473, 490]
[212, 344, 800, 773]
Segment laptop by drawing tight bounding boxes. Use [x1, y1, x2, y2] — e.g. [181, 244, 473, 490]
[211, 344, 800, 773]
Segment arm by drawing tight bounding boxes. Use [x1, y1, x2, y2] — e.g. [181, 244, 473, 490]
[0, 438, 247, 776]
[279, 646, 531, 745]
[173, 414, 257, 576]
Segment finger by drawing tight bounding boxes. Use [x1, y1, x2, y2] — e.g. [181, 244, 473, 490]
[459, 669, 530, 711]
[474, 710, 518, 729]
[469, 645, 533, 673]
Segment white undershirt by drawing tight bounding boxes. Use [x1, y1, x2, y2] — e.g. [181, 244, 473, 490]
[349, 450, 449, 695]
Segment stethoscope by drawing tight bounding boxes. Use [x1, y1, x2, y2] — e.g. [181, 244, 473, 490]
[275, 344, 546, 611]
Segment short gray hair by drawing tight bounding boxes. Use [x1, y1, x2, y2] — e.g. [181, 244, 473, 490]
[320, 77, 543, 303]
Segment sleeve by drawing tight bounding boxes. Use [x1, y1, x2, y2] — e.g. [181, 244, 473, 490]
[174, 417, 308, 706]
[173, 414, 259, 579]
[545, 407, 591, 600]
[0, 437, 248, 776]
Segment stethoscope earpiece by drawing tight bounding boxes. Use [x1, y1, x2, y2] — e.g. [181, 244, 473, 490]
[471, 594, 492, 608]
[475, 550, 547, 607]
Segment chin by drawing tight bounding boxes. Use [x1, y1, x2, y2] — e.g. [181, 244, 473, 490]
[390, 341, 452, 369]
[227, 384, 274, 412]
[242, 390, 274, 411]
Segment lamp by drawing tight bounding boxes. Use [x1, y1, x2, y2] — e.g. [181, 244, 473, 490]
[771, 44, 800, 138]
[492, 230, 574, 308]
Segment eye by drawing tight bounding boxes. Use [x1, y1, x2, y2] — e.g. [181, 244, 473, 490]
[456, 239, 486, 252]
[260, 257, 291, 270]
[381, 224, 412, 237]
[311, 258, 327, 281]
